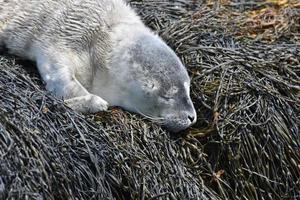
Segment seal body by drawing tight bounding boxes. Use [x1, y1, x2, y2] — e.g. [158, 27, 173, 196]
[0, 0, 197, 132]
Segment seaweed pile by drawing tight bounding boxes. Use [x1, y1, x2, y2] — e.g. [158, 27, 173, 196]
[1, 0, 300, 200]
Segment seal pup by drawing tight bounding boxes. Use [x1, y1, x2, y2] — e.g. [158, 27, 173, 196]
[0, 0, 197, 132]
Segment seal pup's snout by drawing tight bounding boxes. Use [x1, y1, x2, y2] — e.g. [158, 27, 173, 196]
[185, 108, 197, 128]
[188, 115, 195, 123]
[184, 98, 197, 126]
[188, 103, 197, 125]
[162, 108, 197, 133]
[187, 112, 197, 125]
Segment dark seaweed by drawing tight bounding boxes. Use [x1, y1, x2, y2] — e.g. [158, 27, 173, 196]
[1, 1, 299, 199]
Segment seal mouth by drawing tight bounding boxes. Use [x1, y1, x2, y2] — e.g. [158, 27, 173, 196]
[161, 118, 196, 133]
[162, 123, 191, 133]
[131, 107, 193, 133]
[159, 110, 197, 133]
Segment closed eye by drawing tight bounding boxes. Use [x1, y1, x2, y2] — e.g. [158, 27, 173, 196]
[161, 96, 172, 101]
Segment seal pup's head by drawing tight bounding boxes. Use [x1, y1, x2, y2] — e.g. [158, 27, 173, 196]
[96, 30, 197, 132]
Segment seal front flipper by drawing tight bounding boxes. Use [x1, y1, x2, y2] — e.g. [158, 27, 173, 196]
[35, 48, 109, 113]
[65, 94, 108, 113]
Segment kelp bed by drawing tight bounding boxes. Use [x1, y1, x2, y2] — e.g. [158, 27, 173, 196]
[0, 0, 299, 199]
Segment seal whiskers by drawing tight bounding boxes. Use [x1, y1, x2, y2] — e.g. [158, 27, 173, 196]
[133, 106, 165, 124]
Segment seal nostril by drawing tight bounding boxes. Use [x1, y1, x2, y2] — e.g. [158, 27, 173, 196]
[188, 115, 195, 123]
